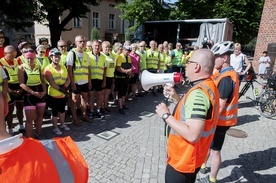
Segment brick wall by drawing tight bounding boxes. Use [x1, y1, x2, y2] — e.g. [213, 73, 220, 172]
[253, 0, 276, 73]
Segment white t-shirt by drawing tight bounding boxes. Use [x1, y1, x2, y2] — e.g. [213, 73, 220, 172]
[230, 53, 246, 73]
[66, 51, 90, 85]
[1, 67, 7, 79]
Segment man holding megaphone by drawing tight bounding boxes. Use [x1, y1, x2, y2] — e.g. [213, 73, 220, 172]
[155, 49, 220, 183]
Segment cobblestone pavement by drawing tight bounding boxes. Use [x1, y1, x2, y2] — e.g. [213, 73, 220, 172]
[11, 82, 276, 183]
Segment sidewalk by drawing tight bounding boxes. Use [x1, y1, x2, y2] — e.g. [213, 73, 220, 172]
[10, 82, 276, 183]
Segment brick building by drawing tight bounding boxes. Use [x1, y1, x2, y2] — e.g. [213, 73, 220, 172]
[253, 0, 276, 72]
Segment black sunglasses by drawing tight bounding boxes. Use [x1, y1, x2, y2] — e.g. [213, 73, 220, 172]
[23, 50, 35, 53]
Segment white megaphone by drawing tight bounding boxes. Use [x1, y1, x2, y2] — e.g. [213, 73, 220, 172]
[140, 70, 182, 91]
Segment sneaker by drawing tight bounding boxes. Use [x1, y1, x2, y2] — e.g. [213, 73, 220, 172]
[132, 96, 138, 100]
[119, 108, 125, 114]
[60, 124, 70, 131]
[8, 129, 14, 136]
[81, 115, 93, 123]
[122, 105, 129, 110]
[196, 176, 216, 183]
[53, 128, 62, 135]
[96, 111, 105, 119]
[199, 167, 210, 174]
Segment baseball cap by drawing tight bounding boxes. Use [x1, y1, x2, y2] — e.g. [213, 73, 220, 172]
[18, 42, 31, 50]
[49, 48, 61, 56]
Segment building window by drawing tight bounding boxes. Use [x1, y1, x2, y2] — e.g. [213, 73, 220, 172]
[109, 14, 115, 29]
[93, 12, 100, 28]
[73, 18, 82, 28]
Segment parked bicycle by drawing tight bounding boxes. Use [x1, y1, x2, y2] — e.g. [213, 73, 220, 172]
[239, 70, 276, 118]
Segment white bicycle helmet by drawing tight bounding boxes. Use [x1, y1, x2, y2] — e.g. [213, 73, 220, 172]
[211, 41, 234, 55]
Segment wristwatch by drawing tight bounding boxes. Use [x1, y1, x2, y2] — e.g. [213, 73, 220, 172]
[162, 113, 171, 122]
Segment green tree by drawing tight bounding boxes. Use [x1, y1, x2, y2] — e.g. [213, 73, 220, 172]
[116, 0, 170, 31]
[169, 0, 265, 44]
[0, 0, 123, 47]
[91, 27, 99, 41]
[116, 0, 264, 45]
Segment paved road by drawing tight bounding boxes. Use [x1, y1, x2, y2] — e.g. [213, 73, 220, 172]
[11, 82, 276, 183]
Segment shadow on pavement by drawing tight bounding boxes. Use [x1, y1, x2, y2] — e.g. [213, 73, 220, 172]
[220, 147, 276, 183]
[236, 114, 260, 126]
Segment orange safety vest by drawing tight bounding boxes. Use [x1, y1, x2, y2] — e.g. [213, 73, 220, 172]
[0, 136, 88, 183]
[214, 69, 239, 126]
[167, 78, 219, 173]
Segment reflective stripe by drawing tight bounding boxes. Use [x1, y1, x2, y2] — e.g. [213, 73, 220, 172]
[41, 140, 75, 183]
[219, 114, 238, 120]
[201, 127, 216, 137]
[222, 103, 238, 111]
[74, 73, 88, 76]
[53, 76, 67, 81]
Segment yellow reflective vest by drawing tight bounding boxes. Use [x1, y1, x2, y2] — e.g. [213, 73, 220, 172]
[22, 63, 41, 86]
[146, 49, 159, 69]
[88, 52, 105, 80]
[45, 64, 68, 98]
[72, 51, 90, 83]
[0, 58, 19, 84]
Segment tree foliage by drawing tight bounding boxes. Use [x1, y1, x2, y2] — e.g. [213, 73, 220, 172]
[117, 0, 265, 45]
[0, 0, 106, 47]
[91, 27, 99, 41]
[116, 0, 170, 31]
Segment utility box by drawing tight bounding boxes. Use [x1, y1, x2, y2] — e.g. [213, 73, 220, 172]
[135, 18, 233, 49]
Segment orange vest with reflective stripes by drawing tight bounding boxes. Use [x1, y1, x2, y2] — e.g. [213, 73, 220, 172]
[167, 78, 220, 173]
[0, 136, 88, 183]
[214, 69, 239, 126]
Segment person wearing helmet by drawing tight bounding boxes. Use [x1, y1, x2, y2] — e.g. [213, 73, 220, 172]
[197, 41, 239, 183]
[44, 48, 71, 135]
[230, 43, 252, 82]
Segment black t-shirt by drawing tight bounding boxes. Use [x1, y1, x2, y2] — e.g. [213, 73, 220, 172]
[218, 76, 234, 102]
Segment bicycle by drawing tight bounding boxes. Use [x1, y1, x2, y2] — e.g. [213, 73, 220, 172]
[239, 71, 276, 118]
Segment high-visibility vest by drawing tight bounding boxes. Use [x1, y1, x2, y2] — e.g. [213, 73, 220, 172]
[22, 63, 42, 86]
[172, 49, 183, 66]
[72, 51, 89, 83]
[159, 52, 166, 70]
[146, 49, 159, 69]
[45, 64, 68, 98]
[102, 52, 116, 78]
[0, 58, 19, 84]
[214, 69, 239, 126]
[0, 136, 88, 183]
[18, 55, 27, 64]
[136, 50, 147, 71]
[164, 55, 172, 71]
[115, 54, 132, 78]
[167, 78, 219, 173]
[88, 52, 105, 80]
[60, 52, 68, 66]
[36, 56, 50, 71]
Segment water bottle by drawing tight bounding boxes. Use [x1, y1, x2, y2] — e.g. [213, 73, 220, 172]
[254, 88, 259, 96]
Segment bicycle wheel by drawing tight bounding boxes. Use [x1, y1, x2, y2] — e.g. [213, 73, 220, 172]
[258, 90, 276, 118]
